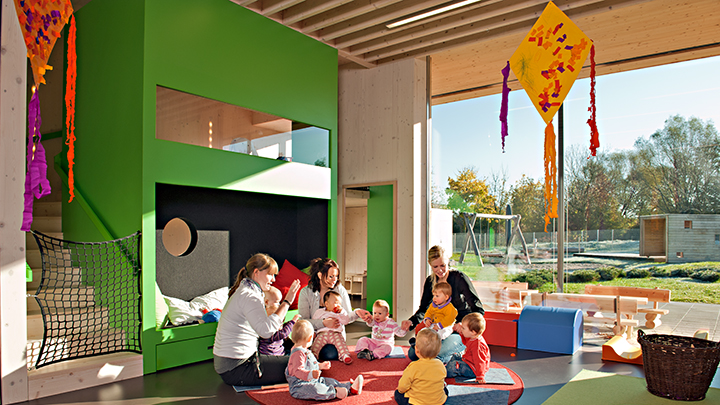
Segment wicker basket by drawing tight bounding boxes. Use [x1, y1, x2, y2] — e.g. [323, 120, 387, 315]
[638, 330, 720, 401]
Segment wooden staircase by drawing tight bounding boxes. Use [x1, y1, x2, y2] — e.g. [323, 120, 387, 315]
[26, 200, 142, 400]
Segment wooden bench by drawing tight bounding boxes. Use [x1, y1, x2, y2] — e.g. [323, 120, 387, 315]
[529, 292, 648, 336]
[584, 285, 671, 329]
[472, 281, 536, 314]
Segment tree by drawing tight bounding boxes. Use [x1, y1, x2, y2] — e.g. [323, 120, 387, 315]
[564, 146, 633, 231]
[447, 167, 497, 234]
[632, 115, 720, 214]
[509, 175, 546, 232]
[446, 167, 496, 214]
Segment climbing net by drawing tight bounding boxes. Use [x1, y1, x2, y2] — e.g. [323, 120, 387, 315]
[30, 231, 142, 369]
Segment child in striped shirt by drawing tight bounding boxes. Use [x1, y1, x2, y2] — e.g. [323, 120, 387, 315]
[356, 299, 407, 360]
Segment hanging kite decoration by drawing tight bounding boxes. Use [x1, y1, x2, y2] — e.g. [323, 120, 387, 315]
[13, 0, 75, 231]
[499, 1, 596, 231]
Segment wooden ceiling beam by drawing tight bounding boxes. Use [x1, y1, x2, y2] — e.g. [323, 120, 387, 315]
[229, 0, 260, 6]
[371, 0, 653, 64]
[318, 0, 450, 41]
[344, 0, 565, 55]
[283, 0, 354, 25]
[300, 0, 404, 33]
[251, 0, 306, 16]
[334, 0, 506, 50]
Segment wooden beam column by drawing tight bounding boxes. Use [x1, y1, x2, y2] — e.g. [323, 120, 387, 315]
[0, 0, 30, 402]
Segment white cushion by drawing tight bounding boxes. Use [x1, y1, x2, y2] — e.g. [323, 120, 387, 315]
[163, 286, 229, 326]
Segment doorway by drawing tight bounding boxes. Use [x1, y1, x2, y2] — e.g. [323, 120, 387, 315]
[342, 183, 396, 315]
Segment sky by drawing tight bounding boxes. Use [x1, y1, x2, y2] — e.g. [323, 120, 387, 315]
[431, 55, 720, 194]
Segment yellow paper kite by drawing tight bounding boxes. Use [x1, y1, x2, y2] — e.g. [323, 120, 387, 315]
[508, 1, 592, 230]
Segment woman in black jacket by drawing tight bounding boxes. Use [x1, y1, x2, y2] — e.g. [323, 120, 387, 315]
[401, 245, 484, 362]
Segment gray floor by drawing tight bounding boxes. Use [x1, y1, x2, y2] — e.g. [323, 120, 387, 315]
[24, 301, 720, 405]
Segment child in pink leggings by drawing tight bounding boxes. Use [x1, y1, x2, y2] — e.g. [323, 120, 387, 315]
[311, 291, 353, 364]
[356, 299, 407, 360]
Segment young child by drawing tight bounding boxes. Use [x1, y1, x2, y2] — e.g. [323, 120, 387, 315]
[285, 320, 363, 401]
[395, 328, 448, 405]
[415, 282, 458, 334]
[311, 291, 353, 364]
[356, 299, 407, 361]
[446, 312, 490, 383]
[258, 286, 300, 356]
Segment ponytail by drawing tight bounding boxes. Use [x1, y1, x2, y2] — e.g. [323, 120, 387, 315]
[228, 253, 278, 297]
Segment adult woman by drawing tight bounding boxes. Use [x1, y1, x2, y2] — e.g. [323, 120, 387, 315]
[297, 258, 372, 360]
[401, 245, 484, 363]
[214, 253, 301, 386]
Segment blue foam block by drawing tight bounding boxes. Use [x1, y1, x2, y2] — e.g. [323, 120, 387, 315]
[445, 384, 510, 405]
[517, 305, 583, 354]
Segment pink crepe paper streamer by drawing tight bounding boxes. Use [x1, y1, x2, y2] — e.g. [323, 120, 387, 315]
[587, 43, 599, 157]
[22, 91, 52, 231]
[500, 61, 511, 152]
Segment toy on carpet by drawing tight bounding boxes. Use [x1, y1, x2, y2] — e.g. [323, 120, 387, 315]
[200, 308, 222, 323]
[601, 335, 643, 365]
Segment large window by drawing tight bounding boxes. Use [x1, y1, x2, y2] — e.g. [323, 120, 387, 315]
[156, 86, 330, 167]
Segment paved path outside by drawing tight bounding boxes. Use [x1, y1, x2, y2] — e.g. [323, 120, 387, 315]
[653, 301, 720, 340]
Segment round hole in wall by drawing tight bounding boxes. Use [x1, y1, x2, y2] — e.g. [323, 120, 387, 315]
[162, 217, 198, 257]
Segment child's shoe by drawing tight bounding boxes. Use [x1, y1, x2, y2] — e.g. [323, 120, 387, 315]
[366, 351, 375, 361]
[336, 387, 348, 399]
[350, 375, 364, 395]
[409, 337, 416, 346]
[357, 349, 372, 360]
[341, 354, 353, 364]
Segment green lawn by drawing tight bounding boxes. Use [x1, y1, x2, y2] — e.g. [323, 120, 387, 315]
[452, 253, 720, 304]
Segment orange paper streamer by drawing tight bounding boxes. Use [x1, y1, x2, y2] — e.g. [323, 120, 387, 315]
[543, 122, 558, 232]
[65, 15, 76, 202]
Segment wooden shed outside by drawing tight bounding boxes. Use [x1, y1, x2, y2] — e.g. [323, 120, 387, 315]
[640, 214, 720, 263]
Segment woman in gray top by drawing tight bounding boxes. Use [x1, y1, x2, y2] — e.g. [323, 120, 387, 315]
[297, 258, 372, 360]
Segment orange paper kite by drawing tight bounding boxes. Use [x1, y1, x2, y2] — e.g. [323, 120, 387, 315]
[509, 1, 592, 230]
[13, 0, 73, 86]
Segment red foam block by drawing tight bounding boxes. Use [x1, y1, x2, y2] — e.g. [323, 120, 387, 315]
[484, 311, 519, 348]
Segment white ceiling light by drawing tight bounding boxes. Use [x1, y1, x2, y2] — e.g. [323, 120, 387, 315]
[386, 0, 484, 29]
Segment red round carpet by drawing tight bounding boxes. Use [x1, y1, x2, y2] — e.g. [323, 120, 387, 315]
[246, 346, 523, 404]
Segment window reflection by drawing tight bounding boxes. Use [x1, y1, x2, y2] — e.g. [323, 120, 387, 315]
[156, 86, 329, 167]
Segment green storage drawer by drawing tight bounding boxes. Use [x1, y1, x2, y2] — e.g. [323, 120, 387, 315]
[156, 335, 215, 370]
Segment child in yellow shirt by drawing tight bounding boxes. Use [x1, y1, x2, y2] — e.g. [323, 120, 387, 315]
[414, 282, 458, 335]
[395, 328, 448, 405]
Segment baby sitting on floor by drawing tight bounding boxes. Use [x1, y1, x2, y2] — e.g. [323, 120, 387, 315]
[311, 291, 353, 364]
[285, 320, 363, 401]
[446, 312, 490, 383]
[356, 299, 407, 360]
[258, 286, 300, 356]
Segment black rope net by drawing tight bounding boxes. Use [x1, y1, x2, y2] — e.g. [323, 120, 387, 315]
[30, 231, 142, 369]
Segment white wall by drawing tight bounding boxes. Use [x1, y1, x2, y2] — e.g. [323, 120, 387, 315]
[338, 58, 428, 320]
[430, 208, 454, 255]
[344, 206, 367, 275]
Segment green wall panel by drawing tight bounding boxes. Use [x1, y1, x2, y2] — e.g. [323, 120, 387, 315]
[366, 185, 394, 313]
[67, 0, 338, 374]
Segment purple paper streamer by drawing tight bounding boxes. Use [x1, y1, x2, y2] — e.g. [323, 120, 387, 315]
[500, 61, 511, 153]
[22, 91, 52, 231]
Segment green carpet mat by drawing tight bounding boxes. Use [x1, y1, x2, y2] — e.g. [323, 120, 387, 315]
[543, 369, 720, 404]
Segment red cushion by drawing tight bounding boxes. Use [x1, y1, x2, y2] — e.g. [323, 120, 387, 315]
[274, 260, 310, 310]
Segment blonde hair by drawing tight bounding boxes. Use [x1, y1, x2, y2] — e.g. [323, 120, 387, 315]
[432, 282, 452, 297]
[291, 319, 314, 344]
[427, 245, 450, 289]
[373, 299, 390, 314]
[462, 312, 486, 336]
[415, 328, 442, 359]
[229, 253, 278, 297]
[265, 286, 282, 301]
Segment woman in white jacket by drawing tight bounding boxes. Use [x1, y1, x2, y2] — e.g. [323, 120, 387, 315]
[214, 253, 301, 386]
[297, 258, 372, 360]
